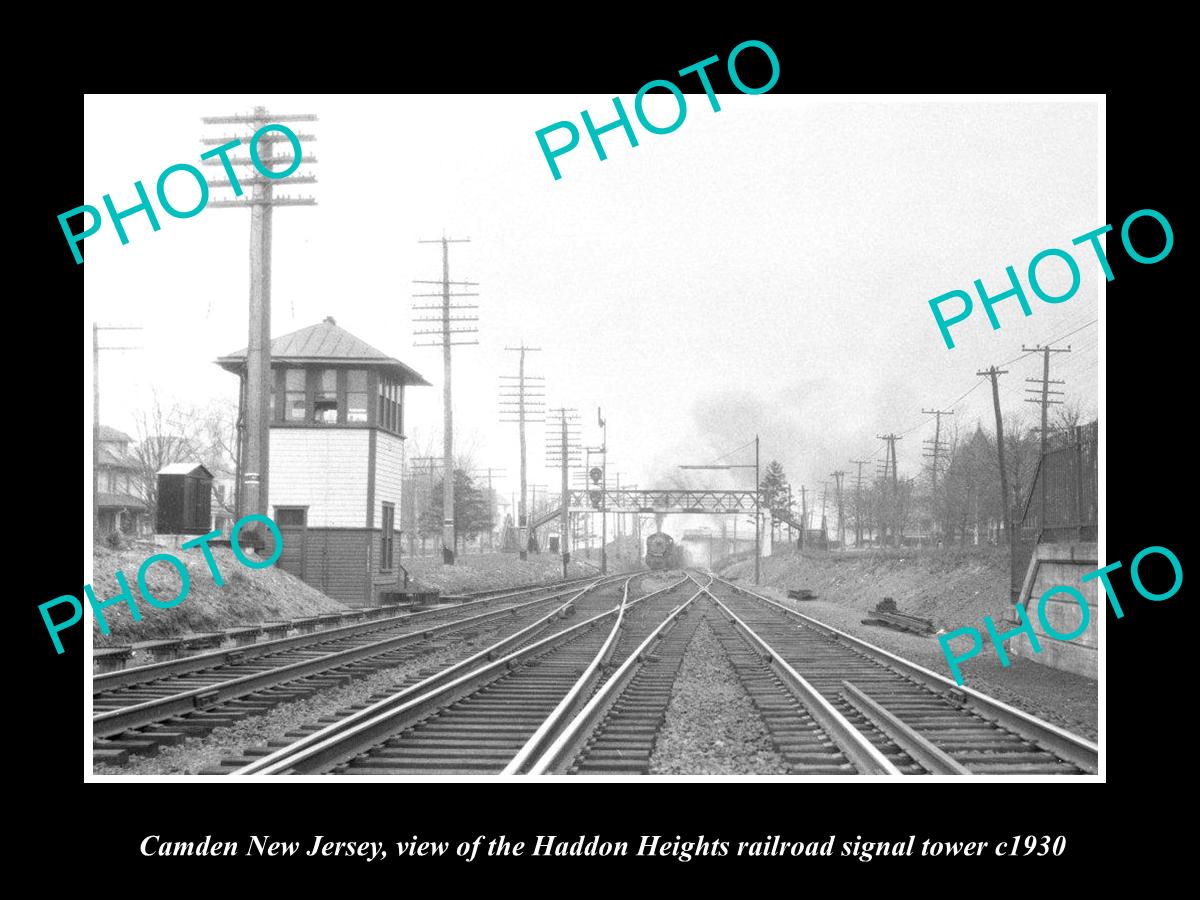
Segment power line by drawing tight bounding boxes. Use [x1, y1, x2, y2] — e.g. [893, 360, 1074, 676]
[851, 317, 1099, 464]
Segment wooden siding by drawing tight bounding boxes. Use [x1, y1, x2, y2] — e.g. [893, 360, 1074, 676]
[270, 428, 369, 527]
[298, 528, 371, 606]
[376, 431, 405, 518]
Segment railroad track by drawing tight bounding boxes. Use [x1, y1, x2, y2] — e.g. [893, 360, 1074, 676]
[141, 569, 1099, 777]
[692, 574, 1098, 775]
[92, 574, 629, 765]
[216, 574, 694, 775]
[526, 573, 898, 775]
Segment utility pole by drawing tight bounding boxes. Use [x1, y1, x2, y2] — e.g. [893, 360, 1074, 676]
[799, 485, 808, 547]
[411, 456, 445, 557]
[414, 235, 478, 565]
[545, 408, 581, 578]
[830, 470, 846, 549]
[921, 408, 953, 541]
[500, 344, 544, 560]
[978, 365, 1012, 545]
[819, 481, 829, 545]
[598, 407, 608, 575]
[202, 107, 317, 538]
[92, 325, 143, 530]
[1023, 343, 1071, 457]
[877, 434, 902, 547]
[470, 467, 507, 552]
[755, 435, 760, 585]
[850, 459, 869, 547]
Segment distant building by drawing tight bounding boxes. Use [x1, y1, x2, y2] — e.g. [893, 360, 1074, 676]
[218, 317, 430, 606]
[208, 470, 237, 536]
[96, 425, 148, 535]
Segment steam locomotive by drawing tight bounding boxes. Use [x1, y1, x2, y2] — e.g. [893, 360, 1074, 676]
[645, 532, 681, 571]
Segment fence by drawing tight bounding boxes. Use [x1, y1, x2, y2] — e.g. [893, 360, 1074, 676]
[1010, 421, 1098, 600]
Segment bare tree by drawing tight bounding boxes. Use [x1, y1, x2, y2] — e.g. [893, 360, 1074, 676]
[131, 394, 203, 526]
[197, 398, 239, 520]
[1050, 399, 1087, 449]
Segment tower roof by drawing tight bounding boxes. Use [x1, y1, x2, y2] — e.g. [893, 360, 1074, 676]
[216, 317, 431, 385]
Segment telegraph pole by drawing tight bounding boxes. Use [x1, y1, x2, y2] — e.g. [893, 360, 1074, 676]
[414, 236, 478, 565]
[411, 456, 445, 557]
[850, 459, 869, 547]
[799, 485, 808, 545]
[546, 408, 581, 578]
[598, 407, 608, 575]
[755, 435, 760, 585]
[202, 107, 317, 536]
[819, 481, 829, 544]
[1023, 344, 1071, 458]
[501, 344, 544, 559]
[92, 325, 143, 530]
[877, 434, 902, 546]
[921, 409, 953, 494]
[921, 408, 953, 541]
[830, 470, 846, 549]
[977, 366, 1011, 545]
[470, 467, 507, 552]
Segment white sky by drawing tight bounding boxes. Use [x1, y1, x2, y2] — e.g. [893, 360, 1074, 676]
[84, 94, 1099, 531]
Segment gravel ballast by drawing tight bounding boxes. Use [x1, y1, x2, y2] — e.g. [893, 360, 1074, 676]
[735, 583, 1097, 742]
[649, 614, 790, 775]
[94, 620, 521, 775]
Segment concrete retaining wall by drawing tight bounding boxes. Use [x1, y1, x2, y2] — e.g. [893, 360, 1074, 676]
[1009, 542, 1097, 680]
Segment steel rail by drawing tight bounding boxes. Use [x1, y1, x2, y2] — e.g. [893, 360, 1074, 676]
[94, 573, 616, 693]
[501, 576, 691, 775]
[234, 576, 686, 775]
[706, 573, 1099, 773]
[94, 575, 626, 738]
[694, 575, 901, 776]
[523, 579, 705, 775]
[840, 680, 971, 776]
[234, 587, 635, 775]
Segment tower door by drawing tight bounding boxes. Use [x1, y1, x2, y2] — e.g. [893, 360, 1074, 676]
[274, 507, 307, 580]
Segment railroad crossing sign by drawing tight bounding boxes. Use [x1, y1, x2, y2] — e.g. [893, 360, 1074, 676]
[589, 466, 603, 484]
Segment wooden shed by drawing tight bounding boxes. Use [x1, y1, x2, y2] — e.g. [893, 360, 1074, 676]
[155, 463, 214, 535]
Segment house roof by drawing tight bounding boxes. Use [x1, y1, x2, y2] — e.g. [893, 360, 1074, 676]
[216, 317, 431, 386]
[97, 492, 147, 511]
[158, 463, 213, 477]
[98, 425, 133, 443]
[98, 446, 138, 470]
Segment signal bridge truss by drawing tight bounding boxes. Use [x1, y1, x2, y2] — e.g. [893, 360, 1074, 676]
[531, 489, 759, 529]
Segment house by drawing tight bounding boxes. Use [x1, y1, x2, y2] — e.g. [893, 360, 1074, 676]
[217, 317, 430, 606]
[96, 425, 148, 535]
